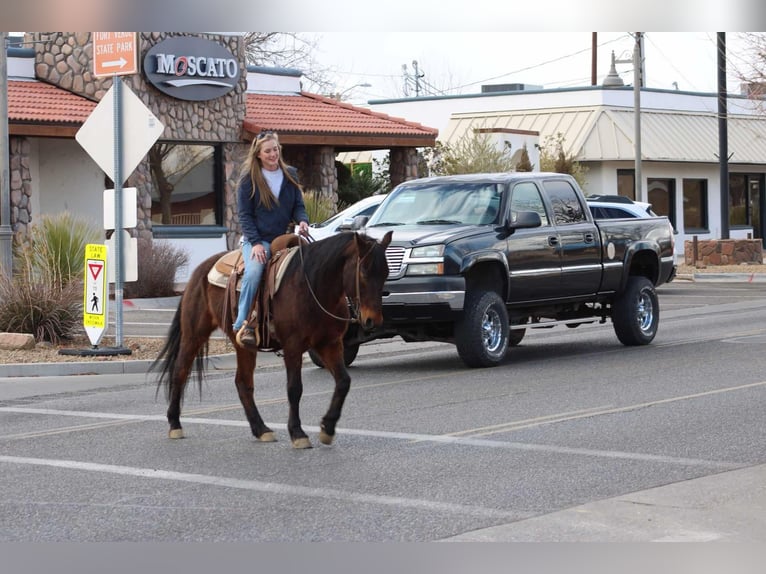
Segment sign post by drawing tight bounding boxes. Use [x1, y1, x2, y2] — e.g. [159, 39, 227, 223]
[74, 32, 163, 352]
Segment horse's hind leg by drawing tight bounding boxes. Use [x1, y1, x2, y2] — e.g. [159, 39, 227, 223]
[233, 348, 276, 442]
[166, 337, 206, 439]
[315, 341, 351, 446]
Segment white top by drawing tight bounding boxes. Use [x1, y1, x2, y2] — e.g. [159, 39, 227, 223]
[262, 167, 284, 199]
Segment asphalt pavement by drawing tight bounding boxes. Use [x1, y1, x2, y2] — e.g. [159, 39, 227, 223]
[2, 270, 766, 542]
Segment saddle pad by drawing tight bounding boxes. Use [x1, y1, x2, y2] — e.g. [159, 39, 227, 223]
[206, 246, 300, 292]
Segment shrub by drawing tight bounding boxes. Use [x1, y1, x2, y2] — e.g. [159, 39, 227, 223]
[14, 211, 101, 288]
[0, 212, 100, 342]
[337, 168, 387, 207]
[123, 239, 189, 299]
[302, 189, 336, 224]
[0, 249, 83, 343]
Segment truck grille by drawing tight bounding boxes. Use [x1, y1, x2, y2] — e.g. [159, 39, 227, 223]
[385, 246, 406, 275]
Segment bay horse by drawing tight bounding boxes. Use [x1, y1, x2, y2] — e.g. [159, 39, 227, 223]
[150, 230, 392, 449]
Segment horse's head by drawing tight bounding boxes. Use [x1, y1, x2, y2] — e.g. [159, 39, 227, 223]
[345, 231, 393, 332]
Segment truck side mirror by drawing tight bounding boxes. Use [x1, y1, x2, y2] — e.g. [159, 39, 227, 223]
[507, 210, 542, 230]
[351, 215, 370, 230]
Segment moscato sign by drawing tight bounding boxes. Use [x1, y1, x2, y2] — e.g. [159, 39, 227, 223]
[143, 37, 241, 101]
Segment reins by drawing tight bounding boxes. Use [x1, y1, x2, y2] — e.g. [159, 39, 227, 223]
[298, 233, 376, 324]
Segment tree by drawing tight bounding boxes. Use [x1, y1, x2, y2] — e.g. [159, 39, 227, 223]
[426, 131, 516, 176]
[516, 143, 534, 172]
[242, 32, 334, 95]
[536, 132, 589, 189]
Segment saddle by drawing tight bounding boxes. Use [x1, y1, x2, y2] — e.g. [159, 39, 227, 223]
[210, 233, 305, 351]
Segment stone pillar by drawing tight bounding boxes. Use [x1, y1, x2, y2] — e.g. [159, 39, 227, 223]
[8, 136, 32, 246]
[389, 147, 419, 189]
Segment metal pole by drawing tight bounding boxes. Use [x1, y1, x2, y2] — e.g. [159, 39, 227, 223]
[717, 32, 730, 240]
[633, 32, 644, 203]
[113, 76, 124, 347]
[0, 32, 13, 277]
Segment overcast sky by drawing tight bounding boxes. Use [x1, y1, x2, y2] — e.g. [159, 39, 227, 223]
[311, 32, 752, 103]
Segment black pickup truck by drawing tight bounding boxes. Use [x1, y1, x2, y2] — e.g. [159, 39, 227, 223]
[338, 172, 676, 368]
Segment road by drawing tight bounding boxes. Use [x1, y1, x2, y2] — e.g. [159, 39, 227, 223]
[1, 282, 765, 542]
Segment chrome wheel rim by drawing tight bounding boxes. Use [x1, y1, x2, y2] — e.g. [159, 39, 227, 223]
[482, 307, 503, 354]
[636, 290, 655, 334]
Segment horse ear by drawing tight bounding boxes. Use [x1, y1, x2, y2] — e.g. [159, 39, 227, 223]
[380, 230, 393, 248]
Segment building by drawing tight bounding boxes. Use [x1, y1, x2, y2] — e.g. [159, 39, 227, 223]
[3, 32, 437, 283]
[367, 83, 766, 255]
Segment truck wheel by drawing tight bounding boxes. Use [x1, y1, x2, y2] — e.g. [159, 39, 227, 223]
[308, 343, 360, 368]
[612, 276, 659, 346]
[455, 290, 509, 368]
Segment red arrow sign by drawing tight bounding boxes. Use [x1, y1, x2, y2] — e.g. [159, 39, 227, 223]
[89, 262, 103, 281]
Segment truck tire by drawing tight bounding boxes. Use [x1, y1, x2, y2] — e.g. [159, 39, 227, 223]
[612, 276, 659, 346]
[455, 290, 509, 368]
[508, 328, 526, 346]
[308, 343, 360, 369]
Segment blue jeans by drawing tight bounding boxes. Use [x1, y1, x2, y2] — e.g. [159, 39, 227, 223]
[233, 240, 271, 331]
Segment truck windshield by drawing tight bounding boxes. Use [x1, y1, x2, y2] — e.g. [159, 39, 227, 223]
[369, 182, 503, 226]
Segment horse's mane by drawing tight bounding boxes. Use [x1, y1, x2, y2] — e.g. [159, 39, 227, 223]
[300, 232, 356, 279]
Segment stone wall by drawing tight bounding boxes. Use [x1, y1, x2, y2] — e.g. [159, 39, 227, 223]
[684, 238, 764, 266]
[389, 147, 420, 188]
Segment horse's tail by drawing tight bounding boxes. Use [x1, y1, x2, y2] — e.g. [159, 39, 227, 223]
[149, 300, 207, 402]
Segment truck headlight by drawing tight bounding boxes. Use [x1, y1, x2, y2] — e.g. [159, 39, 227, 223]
[410, 245, 444, 258]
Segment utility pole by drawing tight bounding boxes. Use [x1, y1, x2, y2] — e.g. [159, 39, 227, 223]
[633, 32, 644, 203]
[0, 31, 12, 278]
[591, 33, 597, 86]
[717, 32, 730, 239]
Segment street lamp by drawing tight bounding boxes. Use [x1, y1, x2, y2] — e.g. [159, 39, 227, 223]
[333, 82, 372, 101]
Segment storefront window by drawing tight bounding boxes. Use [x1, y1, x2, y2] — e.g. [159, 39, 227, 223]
[647, 177, 676, 228]
[617, 169, 635, 200]
[149, 143, 221, 225]
[682, 179, 707, 231]
[729, 174, 747, 227]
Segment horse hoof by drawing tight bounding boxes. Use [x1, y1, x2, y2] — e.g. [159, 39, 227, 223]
[168, 428, 184, 439]
[258, 431, 276, 442]
[319, 430, 334, 445]
[292, 437, 312, 449]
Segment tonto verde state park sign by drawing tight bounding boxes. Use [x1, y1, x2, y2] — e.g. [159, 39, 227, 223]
[143, 36, 241, 101]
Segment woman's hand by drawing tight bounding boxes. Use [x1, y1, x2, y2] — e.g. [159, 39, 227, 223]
[250, 243, 267, 263]
[297, 221, 310, 237]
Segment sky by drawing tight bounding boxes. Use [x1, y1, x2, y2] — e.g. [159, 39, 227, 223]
[309, 32, 754, 103]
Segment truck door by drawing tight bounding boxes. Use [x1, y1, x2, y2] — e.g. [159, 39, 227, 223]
[505, 181, 562, 302]
[542, 179, 602, 296]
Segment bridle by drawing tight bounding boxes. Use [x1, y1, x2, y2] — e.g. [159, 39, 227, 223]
[298, 233, 378, 324]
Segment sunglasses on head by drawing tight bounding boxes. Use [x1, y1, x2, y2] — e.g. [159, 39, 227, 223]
[256, 130, 275, 140]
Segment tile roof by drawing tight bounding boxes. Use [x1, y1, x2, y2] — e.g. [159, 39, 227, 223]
[6, 80, 438, 148]
[8, 79, 96, 124]
[244, 92, 438, 146]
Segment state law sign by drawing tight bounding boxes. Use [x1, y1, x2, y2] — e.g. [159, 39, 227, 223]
[83, 243, 109, 346]
[93, 32, 138, 77]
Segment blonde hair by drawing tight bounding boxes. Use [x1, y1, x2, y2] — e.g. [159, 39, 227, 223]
[240, 131, 302, 210]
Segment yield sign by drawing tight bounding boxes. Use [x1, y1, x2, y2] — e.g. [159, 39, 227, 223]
[88, 262, 104, 281]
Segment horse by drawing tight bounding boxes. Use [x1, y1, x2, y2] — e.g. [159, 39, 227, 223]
[150, 230, 393, 449]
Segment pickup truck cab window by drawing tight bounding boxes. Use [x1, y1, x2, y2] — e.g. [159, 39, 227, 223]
[543, 180, 588, 225]
[510, 182, 550, 226]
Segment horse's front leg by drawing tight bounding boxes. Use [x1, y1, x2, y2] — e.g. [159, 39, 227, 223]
[315, 340, 352, 446]
[232, 346, 276, 442]
[284, 348, 311, 449]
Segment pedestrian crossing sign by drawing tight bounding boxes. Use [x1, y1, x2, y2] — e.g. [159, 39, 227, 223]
[83, 244, 109, 346]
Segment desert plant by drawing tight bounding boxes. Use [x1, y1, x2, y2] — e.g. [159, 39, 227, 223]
[14, 211, 101, 288]
[302, 189, 336, 224]
[0, 249, 83, 343]
[123, 239, 190, 299]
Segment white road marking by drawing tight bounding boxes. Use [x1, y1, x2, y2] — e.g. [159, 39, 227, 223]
[0, 454, 529, 520]
[0, 405, 742, 469]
